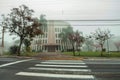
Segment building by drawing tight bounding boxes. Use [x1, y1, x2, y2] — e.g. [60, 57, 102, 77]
[31, 20, 71, 52]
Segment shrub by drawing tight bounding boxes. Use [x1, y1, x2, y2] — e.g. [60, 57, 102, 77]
[9, 45, 19, 54]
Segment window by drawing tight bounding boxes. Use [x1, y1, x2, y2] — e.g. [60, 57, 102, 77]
[56, 40, 58, 43]
[56, 34, 57, 38]
[55, 28, 57, 32]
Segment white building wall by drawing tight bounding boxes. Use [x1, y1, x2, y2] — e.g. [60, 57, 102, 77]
[31, 20, 71, 52]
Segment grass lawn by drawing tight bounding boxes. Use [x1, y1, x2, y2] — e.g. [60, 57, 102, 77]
[63, 51, 120, 57]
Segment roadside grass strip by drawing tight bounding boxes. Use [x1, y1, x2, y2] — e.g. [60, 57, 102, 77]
[16, 72, 95, 79]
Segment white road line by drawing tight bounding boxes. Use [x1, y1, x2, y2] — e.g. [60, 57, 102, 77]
[45, 60, 84, 62]
[16, 72, 94, 79]
[0, 59, 33, 68]
[41, 62, 85, 64]
[29, 67, 91, 72]
[35, 64, 87, 68]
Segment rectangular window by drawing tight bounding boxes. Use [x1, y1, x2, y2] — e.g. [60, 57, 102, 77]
[56, 40, 58, 43]
[59, 40, 61, 44]
[56, 34, 57, 38]
[45, 40, 47, 43]
[55, 28, 57, 32]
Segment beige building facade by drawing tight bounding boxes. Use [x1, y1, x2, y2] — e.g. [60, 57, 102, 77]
[31, 20, 71, 52]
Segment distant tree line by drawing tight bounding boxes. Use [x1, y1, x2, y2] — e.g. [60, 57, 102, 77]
[59, 27, 114, 56]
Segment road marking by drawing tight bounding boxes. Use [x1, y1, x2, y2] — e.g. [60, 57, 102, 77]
[0, 59, 33, 68]
[35, 64, 87, 68]
[29, 67, 91, 72]
[41, 62, 85, 64]
[45, 60, 84, 62]
[87, 62, 120, 64]
[16, 72, 94, 79]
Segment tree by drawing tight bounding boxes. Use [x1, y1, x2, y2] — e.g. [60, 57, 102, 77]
[114, 41, 120, 52]
[59, 26, 73, 51]
[23, 39, 31, 52]
[9, 45, 19, 54]
[6, 5, 43, 56]
[91, 28, 112, 56]
[85, 36, 94, 51]
[68, 30, 84, 56]
[39, 14, 47, 30]
[92, 44, 101, 52]
[74, 31, 84, 55]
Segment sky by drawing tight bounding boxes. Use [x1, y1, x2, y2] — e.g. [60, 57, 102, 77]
[0, 0, 120, 19]
[0, 0, 120, 42]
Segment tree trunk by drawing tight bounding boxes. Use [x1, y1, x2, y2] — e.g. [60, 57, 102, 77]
[119, 47, 120, 52]
[87, 45, 89, 51]
[101, 44, 103, 57]
[63, 42, 65, 51]
[72, 43, 75, 56]
[1, 26, 5, 48]
[117, 47, 120, 52]
[17, 37, 23, 56]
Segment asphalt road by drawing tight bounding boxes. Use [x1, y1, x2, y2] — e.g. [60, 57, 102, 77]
[0, 57, 120, 80]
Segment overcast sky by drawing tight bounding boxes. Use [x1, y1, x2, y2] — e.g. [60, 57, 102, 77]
[0, 0, 120, 42]
[0, 0, 120, 19]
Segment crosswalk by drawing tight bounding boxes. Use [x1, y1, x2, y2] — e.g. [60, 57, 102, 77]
[16, 60, 95, 80]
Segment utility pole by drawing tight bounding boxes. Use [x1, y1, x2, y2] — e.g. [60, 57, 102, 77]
[0, 25, 5, 56]
[0, 14, 6, 55]
[107, 39, 109, 54]
[1, 25, 5, 48]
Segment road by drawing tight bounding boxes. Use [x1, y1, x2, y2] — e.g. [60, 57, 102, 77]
[0, 57, 120, 80]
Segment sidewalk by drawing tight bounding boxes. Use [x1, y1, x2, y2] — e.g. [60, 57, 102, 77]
[33, 52, 84, 60]
[1, 52, 119, 60]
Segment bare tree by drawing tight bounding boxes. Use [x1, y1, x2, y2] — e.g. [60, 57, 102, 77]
[91, 28, 112, 56]
[68, 30, 84, 56]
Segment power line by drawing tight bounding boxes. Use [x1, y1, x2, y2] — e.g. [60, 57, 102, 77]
[47, 19, 120, 21]
[70, 24, 120, 26]
[48, 24, 120, 26]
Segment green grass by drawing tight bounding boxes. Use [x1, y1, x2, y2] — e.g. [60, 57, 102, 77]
[21, 52, 39, 57]
[63, 51, 120, 57]
[2, 51, 39, 57]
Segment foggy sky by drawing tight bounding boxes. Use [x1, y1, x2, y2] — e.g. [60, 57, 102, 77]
[0, 0, 120, 42]
[0, 0, 120, 20]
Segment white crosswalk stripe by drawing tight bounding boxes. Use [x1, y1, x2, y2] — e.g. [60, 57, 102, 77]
[16, 72, 94, 79]
[29, 67, 91, 72]
[35, 64, 88, 68]
[16, 60, 95, 80]
[41, 61, 85, 64]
